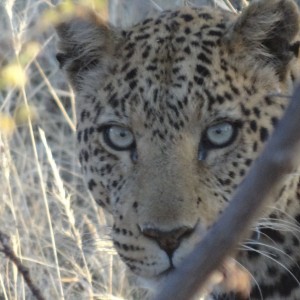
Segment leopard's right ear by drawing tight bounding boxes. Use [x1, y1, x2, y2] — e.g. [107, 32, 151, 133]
[55, 7, 122, 89]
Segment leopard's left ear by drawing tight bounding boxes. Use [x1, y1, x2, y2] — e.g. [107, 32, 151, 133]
[225, 0, 300, 76]
[55, 7, 123, 89]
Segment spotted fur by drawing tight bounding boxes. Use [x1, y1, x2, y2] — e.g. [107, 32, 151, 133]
[56, 0, 300, 298]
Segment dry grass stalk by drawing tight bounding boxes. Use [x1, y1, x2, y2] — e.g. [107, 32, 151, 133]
[0, 230, 45, 300]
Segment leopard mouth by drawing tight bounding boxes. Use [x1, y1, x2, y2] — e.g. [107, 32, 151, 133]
[156, 265, 175, 278]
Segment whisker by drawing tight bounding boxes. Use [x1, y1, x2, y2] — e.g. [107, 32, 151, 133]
[232, 258, 263, 300]
[252, 229, 288, 248]
[244, 240, 299, 267]
[263, 207, 300, 223]
[261, 212, 296, 224]
[259, 217, 297, 228]
[239, 245, 274, 258]
[241, 245, 300, 287]
[257, 221, 300, 235]
[261, 218, 300, 229]
[254, 215, 300, 236]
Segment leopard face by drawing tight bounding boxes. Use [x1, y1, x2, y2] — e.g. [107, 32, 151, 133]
[56, 0, 300, 298]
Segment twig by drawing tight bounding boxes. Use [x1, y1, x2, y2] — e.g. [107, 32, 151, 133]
[0, 231, 46, 300]
[153, 84, 300, 300]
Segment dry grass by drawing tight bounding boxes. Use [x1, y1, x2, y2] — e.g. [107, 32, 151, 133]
[0, 0, 238, 299]
[0, 0, 135, 299]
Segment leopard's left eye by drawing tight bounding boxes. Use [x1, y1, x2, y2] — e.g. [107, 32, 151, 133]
[103, 125, 135, 151]
[205, 122, 234, 147]
[199, 121, 240, 160]
[201, 121, 241, 150]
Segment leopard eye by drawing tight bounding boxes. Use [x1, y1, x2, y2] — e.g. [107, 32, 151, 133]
[205, 122, 236, 148]
[103, 125, 135, 151]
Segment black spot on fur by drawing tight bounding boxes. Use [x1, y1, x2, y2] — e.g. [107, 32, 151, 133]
[129, 80, 137, 89]
[253, 107, 260, 118]
[271, 117, 279, 127]
[135, 34, 150, 41]
[267, 266, 278, 278]
[245, 242, 261, 260]
[292, 237, 299, 246]
[196, 64, 210, 77]
[264, 96, 272, 106]
[277, 262, 300, 296]
[112, 180, 118, 188]
[198, 13, 213, 20]
[260, 127, 269, 142]
[208, 30, 222, 37]
[250, 120, 257, 132]
[295, 214, 300, 224]
[142, 45, 151, 58]
[202, 40, 215, 47]
[175, 36, 186, 43]
[194, 76, 204, 85]
[180, 14, 194, 22]
[77, 131, 82, 142]
[260, 228, 285, 243]
[197, 53, 211, 64]
[245, 159, 252, 166]
[241, 104, 250, 116]
[83, 129, 89, 142]
[88, 179, 97, 191]
[184, 27, 191, 34]
[125, 68, 138, 81]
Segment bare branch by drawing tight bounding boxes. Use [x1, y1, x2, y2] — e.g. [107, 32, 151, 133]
[153, 84, 300, 300]
[0, 231, 46, 300]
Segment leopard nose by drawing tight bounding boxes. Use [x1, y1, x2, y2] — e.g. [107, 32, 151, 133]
[140, 225, 194, 257]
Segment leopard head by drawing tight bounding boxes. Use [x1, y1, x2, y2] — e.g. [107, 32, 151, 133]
[56, 0, 300, 294]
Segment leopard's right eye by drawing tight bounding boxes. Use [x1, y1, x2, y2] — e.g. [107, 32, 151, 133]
[103, 125, 135, 151]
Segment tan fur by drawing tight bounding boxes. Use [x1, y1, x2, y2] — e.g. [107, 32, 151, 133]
[56, 1, 300, 299]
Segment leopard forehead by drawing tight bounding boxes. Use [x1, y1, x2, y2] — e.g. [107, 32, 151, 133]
[78, 6, 278, 140]
[107, 8, 232, 122]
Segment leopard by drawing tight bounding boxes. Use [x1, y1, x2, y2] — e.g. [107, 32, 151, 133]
[56, 0, 300, 298]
